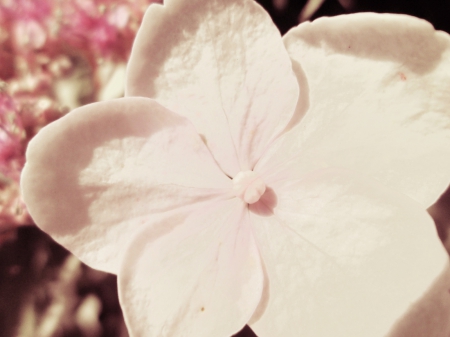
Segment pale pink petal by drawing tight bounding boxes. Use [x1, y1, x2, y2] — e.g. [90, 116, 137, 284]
[257, 13, 450, 207]
[119, 198, 263, 337]
[21, 97, 231, 274]
[126, 0, 298, 176]
[250, 169, 447, 337]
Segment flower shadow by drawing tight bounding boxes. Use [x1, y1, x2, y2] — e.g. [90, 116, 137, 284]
[249, 187, 277, 217]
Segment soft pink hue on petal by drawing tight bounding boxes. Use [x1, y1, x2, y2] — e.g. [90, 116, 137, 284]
[257, 13, 450, 207]
[119, 198, 263, 337]
[21, 97, 231, 274]
[126, 0, 299, 176]
[250, 169, 447, 337]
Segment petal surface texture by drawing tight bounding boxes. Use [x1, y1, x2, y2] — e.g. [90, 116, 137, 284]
[21, 97, 231, 274]
[126, 0, 299, 176]
[258, 13, 450, 207]
[250, 169, 448, 337]
[119, 198, 264, 337]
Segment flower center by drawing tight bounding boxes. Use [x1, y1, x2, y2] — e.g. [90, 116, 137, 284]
[232, 170, 266, 204]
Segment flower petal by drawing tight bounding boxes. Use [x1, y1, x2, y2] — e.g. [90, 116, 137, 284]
[250, 169, 448, 337]
[257, 13, 450, 207]
[21, 97, 231, 274]
[126, 0, 299, 175]
[118, 198, 263, 337]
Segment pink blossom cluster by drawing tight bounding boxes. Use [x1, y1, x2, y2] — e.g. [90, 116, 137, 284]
[0, 0, 160, 61]
[0, 0, 158, 238]
[0, 88, 64, 231]
[0, 91, 31, 230]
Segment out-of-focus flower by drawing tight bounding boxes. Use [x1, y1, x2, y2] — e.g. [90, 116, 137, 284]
[0, 0, 158, 233]
[21, 1, 450, 337]
[0, 0, 52, 53]
[0, 88, 65, 230]
[56, 0, 161, 60]
[0, 91, 28, 230]
[0, 91, 23, 182]
[0, 180, 29, 229]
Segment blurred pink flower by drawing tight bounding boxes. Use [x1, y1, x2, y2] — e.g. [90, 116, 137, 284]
[0, 91, 29, 230]
[0, 0, 52, 52]
[13, 19, 47, 50]
[0, 0, 158, 65]
[0, 92, 24, 182]
[21, 0, 450, 336]
[0, 0, 158, 232]
[0, 89, 64, 230]
[58, 0, 161, 60]
[108, 5, 130, 29]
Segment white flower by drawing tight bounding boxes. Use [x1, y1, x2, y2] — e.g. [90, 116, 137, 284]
[21, 0, 450, 336]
